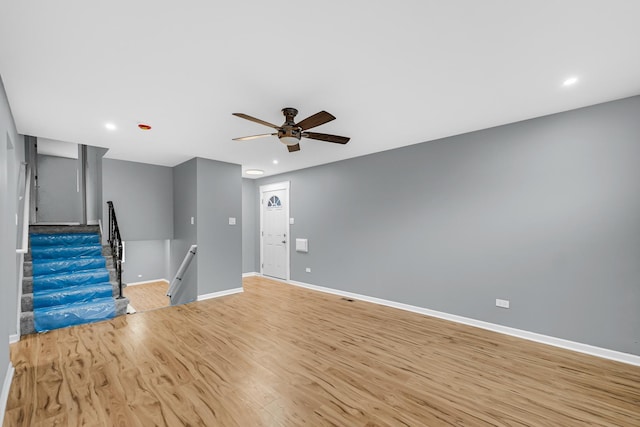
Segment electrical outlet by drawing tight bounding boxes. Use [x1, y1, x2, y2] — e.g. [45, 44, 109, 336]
[496, 299, 510, 309]
[305, 267, 311, 273]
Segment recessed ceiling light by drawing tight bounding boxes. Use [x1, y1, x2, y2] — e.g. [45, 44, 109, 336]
[563, 77, 578, 87]
[105, 123, 116, 131]
[245, 169, 264, 176]
[272, 160, 279, 165]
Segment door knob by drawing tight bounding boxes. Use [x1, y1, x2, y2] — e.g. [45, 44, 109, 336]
[282, 240, 286, 244]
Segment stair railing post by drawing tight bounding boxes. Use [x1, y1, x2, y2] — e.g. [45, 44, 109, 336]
[106, 201, 124, 300]
[107, 202, 112, 246]
[117, 242, 123, 299]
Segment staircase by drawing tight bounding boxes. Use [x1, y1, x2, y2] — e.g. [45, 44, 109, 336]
[20, 225, 128, 334]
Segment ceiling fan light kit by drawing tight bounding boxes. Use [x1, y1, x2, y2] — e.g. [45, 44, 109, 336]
[233, 107, 350, 152]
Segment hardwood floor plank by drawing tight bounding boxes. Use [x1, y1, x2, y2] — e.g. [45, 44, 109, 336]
[91, 363, 145, 427]
[124, 281, 169, 313]
[5, 276, 640, 426]
[2, 408, 31, 427]
[6, 335, 37, 415]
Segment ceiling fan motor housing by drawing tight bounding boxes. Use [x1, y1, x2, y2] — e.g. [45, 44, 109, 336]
[281, 107, 299, 123]
[279, 107, 302, 145]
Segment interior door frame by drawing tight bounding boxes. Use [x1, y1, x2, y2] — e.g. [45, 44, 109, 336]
[259, 181, 290, 280]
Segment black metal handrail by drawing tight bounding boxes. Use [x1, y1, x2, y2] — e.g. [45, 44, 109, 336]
[107, 201, 124, 299]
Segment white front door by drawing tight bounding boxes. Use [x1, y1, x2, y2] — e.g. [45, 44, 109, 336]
[261, 182, 289, 280]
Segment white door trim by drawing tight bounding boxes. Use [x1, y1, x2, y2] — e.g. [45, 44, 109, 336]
[259, 181, 290, 280]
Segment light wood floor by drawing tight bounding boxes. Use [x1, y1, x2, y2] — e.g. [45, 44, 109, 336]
[5, 276, 640, 426]
[123, 281, 170, 312]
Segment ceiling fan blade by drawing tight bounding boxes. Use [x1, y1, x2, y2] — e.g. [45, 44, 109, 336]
[303, 132, 350, 144]
[287, 143, 301, 152]
[233, 133, 276, 141]
[232, 113, 281, 130]
[295, 111, 336, 131]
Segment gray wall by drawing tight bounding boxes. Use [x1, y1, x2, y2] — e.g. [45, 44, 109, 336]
[242, 178, 257, 273]
[169, 158, 242, 302]
[102, 159, 174, 286]
[0, 74, 25, 384]
[102, 158, 173, 241]
[196, 158, 242, 294]
[171, 158, 198, 304]
[101, 157, 242, 297]
[256, 96, 640, 356]
[85, 146, 108, 224]
[122, 240, 170, 283]
[36, 154, 81, 222]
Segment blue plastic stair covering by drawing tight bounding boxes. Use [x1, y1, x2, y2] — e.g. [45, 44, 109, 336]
[30, 244, 103, 259]
[30, 233, 100, 247]
[33, 269, 111, 291]
[29, 231, 118, 333]
[34, 297, 116, 332]
[32, 257, 106, 275]
[33, 283, 114, 309]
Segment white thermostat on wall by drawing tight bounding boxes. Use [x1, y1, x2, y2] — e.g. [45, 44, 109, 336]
[295, 238, 308, 253]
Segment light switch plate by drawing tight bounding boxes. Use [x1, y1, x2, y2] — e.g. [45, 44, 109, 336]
[290, 217, 295, 224]
[496, 299, 510, 309]
[229, 217, 236, 225]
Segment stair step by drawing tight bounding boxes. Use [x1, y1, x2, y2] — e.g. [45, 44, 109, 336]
[102, 245, 113, 257]
[22, 281, 122, 312]
[25, 244, 111, 262]
[30, 233, 100, 247]
[33, 283, 114, 309]
[29, 224, 101, 234]
[20, 296, 129, 335]
[33, 269, 111, 291]
[32, 257, 106, 276]
[21, 293, 33, 312]
[33, 297, 116, 332]
[29, 224, 101, 235]
[31, 243, 103, 260]
[22, 269, 118, 294]
[22, 277, 33, 294]
[24, 257, 113, 276]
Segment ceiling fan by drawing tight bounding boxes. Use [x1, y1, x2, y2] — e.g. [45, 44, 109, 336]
[233, 108, 350, 152]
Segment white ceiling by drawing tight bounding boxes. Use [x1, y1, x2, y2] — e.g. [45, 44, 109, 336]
[37, 138, 79, 159]
[1, 1, 639, 178]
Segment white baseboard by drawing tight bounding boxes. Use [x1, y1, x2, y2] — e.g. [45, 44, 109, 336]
[9, 335, 19, 345]
[258, 275, 640, 367]
[126, 279, 169, 287]
[16, 252, 24, 338]
[0, 363, 15, 423]
[242, 272, 258, 278]
[33, 222, 81, 226]
[197, 287, 244, 301]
